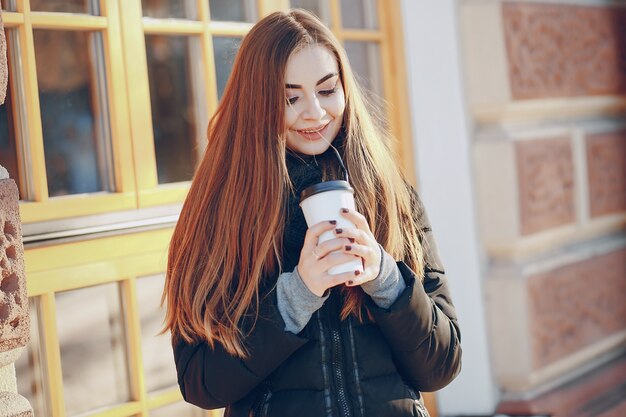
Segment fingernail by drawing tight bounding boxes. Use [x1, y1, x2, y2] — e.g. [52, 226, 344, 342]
[354, 270, 361, 275]
[329, 220, 337, 225]
[345, 245, 352, 251]
[335, 228, 343, 234]
[341, 208, 349, 213]
[347, 280, 354, 285]
[348, 238, 355, 243]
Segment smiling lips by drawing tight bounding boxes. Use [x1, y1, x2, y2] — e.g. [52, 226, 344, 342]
[295, 123, 330, 140]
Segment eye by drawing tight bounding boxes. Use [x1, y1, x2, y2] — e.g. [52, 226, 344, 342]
[319, 88, 337, 96]
[286, 96, 299, 105]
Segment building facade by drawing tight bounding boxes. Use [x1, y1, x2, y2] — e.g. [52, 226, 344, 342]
[0, 1, 625, 416]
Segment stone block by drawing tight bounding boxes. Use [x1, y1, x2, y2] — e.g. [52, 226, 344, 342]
[516, 136, 576, 236]
[587, 130, 626, 217]
[0, 179, 28, 352]
[486, 236, 626, 392]
[459, 0, 511, 107]
[502, 3, 626, 100]
[528, 248, 626, 369]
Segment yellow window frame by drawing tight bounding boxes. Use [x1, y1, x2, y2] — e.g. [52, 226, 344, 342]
[25, 228, 222, 416]
[4, 0, 137, 223]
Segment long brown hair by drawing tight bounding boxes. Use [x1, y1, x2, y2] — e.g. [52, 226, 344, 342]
[162, 9, 425, 358]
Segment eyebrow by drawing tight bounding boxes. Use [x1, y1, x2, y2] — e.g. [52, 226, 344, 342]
[285, 72, 338, 89]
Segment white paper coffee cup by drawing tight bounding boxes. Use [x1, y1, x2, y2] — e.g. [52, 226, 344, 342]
[299, 180, 364, 275]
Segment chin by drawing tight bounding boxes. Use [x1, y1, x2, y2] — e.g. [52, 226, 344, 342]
[292, 141, 332, 156]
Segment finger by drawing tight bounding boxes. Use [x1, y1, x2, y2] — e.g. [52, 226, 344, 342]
[303, 220, 337, 250]
[325, 269, 363, 288]
[333, 227, 367, 243]
[320, 251, 361, 271]
[315, 237, 353, 258]
[341, 242, 373, 260]
[339, 208, 370, 231]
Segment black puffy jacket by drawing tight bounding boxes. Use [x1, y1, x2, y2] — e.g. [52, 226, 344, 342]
[173, 147, 462, 417]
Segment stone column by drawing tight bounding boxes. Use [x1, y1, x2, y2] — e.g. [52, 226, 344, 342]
[0, 166, 32, 416]
[0, 8, 34, 417]
[0, 166, 33, 417]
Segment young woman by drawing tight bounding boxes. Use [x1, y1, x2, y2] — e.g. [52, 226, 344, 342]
[163, 9, 461, 417]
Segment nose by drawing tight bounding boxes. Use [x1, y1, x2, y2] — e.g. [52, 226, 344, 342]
[302, 96, 325, 120]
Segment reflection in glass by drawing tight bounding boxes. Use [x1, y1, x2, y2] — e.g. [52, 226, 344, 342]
[1, 0, 16, 11]
[344, 41, 383, 110]
[209, 0, 257, 23]
[137, 274, 177, 393]
[56, 283, 130, 416]
[146, 35, 201, 184]
[0, 31, 24, 199]
[212, 36, 241, 101]
[0, 84, 18, 183]
[150, 401, 211, 417]
[340, 0, 378, 29]
[34, 30, 114, 197]
[290, 0, 331, 26]
[30, 0, 97, 15]
[141, 0, 197, 19]
[15, 298, 48, 417]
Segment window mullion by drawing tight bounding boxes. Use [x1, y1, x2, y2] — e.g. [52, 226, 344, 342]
[39, 292, 66, 417]
[120, 277, 149, 416]
[117, 0, 159, 195]
[329, 0, 342, 35]
[99, 0, 138, 197]
[198, 0, 217, 159]
[377, 0, 415, 184]
[19, 0, 49, 202]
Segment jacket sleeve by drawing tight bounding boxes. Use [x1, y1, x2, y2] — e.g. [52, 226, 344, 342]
[173, 288, 309, 409]
[366, 188, 462, 392]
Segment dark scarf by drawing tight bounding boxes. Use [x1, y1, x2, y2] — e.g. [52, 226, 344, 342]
[281, 133, 347, 273]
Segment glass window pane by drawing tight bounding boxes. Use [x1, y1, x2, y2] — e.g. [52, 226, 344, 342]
[34, 30, 114, 197]
[0, 73, 18, 185]
[340, 0, 378, 30]
[15, 298, 48, 417]
[56, 283, 130, 416]
[150, 401, 212, 417]
[289, 0, 331, 27]
[137, 274, 177, 393]
[1, 0, 16, 12]
[146, 35, 204, 184]
[344, 41, 383, 109]
[209, 0, 257, 23]
[30, 0, 98, 15]
[142, 0, 197, 20]
[212, 36, 241, 101]
[0, 31, 25, 198]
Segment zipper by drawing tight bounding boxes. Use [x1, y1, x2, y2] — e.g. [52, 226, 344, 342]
[252, 384, 271, 417]
[406, 386, 430, 417]
[261, 390, 272, 417]
[346, 317, 365, 417]
[331, 327, 352, 417]
[316, 312, 334, 417]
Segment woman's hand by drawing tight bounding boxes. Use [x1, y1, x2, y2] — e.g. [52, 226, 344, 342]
[335, 208, 382, 287]
[297, 208, 382, 297]
[298, 220, 362, 297]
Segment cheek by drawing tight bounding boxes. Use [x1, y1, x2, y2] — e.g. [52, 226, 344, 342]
[329, 92, 346, 118]
[284, 106, 298, 129]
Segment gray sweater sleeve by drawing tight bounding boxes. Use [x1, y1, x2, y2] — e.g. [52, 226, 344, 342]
[361, 245, 406, 309]
[276, 267, 328, 334]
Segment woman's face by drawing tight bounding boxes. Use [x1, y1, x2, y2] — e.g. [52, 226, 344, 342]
[284, 44, 346, 155]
